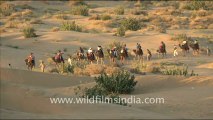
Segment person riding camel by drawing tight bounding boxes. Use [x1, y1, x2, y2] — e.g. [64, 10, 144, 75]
[159, 41, 166, 53]
[55, 50, 64, 62]
[136, 43, 142, 52]
[80, 47, 84, 53]
[121, 44, 128, 57]
[194, 40, 199, 50]
[111, 47, 118, 57]
[78, 47, 84, 58]
[97, 46, 104, 57]
[27, 52, 35, 66]
[136, 43, 141, 49]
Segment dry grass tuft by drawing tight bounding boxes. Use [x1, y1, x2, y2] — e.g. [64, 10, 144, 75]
[84, 64, 105, 76]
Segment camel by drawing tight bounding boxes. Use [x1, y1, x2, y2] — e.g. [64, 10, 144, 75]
[178, 43, 190, 56]
[133, 48, 143, 61]
[120, 48, 128, 64]
[25, 59, 35, 71]
[95, 49, 104, 65]
[86, 52, 96, 64]
[107, 49, 117, 63]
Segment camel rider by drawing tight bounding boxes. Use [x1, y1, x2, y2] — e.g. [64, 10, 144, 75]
[111, 47, 118, 57]
[182, 40, 187, 45]
[136, 43, 141, 50]
[88, 48, 93, 54]
[121, 44, 128, 53]
[97, 46, 104, 58]
[161, 41, 166, 50]
[79, 47, 84, 54]
[79, 47, 84, 56]
[159, 41, 166, 52]
[28, 52, 35, 66]
[97, 46, 103, 53]
[88, 48, 94, 57]
[55, 50, 64, 61]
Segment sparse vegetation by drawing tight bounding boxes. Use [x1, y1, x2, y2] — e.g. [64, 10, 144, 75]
[75, 71, 137, 106]
[22, 26, 37, 38]
[0, 3, 15, 16]
[114, 6, 124, 15]
[171, 34, 191, 42]
[181, 0, 211, 10]
[116, 26, 126, 37]
[71, 5, 89, 16]
[120, 18, 141, 31]
[60, 21, 82, 32]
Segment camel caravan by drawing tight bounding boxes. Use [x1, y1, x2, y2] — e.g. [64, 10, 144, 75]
[24, 40, 210, 71]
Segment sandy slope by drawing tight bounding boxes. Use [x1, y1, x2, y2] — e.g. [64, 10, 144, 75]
[1, 68, 213, 119]
[1, 1, 213, 119]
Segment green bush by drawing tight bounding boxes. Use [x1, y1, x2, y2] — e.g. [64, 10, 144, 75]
[120, 18, 141, 31]
[71, 5, 89, 16]
[114, 6, 124, 15]
[95, 71, 137, 94]
[116, 26, 126, 37]
[77, 71, 137, 106]
[161, 65, 198, 76]
[22, 27, 37, 38]
[60, 21, 82, 32]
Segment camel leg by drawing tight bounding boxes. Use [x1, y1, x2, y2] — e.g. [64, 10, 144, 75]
[101, 58, 104, 65]
[96, 58, 99, 64]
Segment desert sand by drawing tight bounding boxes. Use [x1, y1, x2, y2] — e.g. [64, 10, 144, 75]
[0, 1, 213, 119]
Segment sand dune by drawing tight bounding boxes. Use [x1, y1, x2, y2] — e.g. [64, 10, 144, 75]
[1, 68, 213, 119]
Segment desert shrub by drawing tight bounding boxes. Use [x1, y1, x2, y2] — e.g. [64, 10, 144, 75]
[104, 66, 121, 75]
[130, 62, 147, 74]
[84, 64, 105, 76]
[100, 14, 111, 20]
[74, 70, 136, 106]
[51, 63, 74, 74]
[181, 0, 210, 10]
[114, 6, 124, 15]
[21, 9, 33, 17]
[131, 9, 148, 16]
[0, 3, 15, 16]
[22, 26, 37, 38]
[156, 26, 166, 33]
[120, 18, 141, 31]
[49, 68, 59, 73]
[82, 86, 127, 105]
[60, 21, 82, 32]
[88, 14, 100, 20]
[116, 26, 126, 37]
[108, 41, 124, 52]
[161, 66, 197, 76]
[90, 14, 111, 20]
[95, 71, 137, 94]
[4, 21, 18, 28]
[191, 9, 209, 18]
[71, 5, 89, 16]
